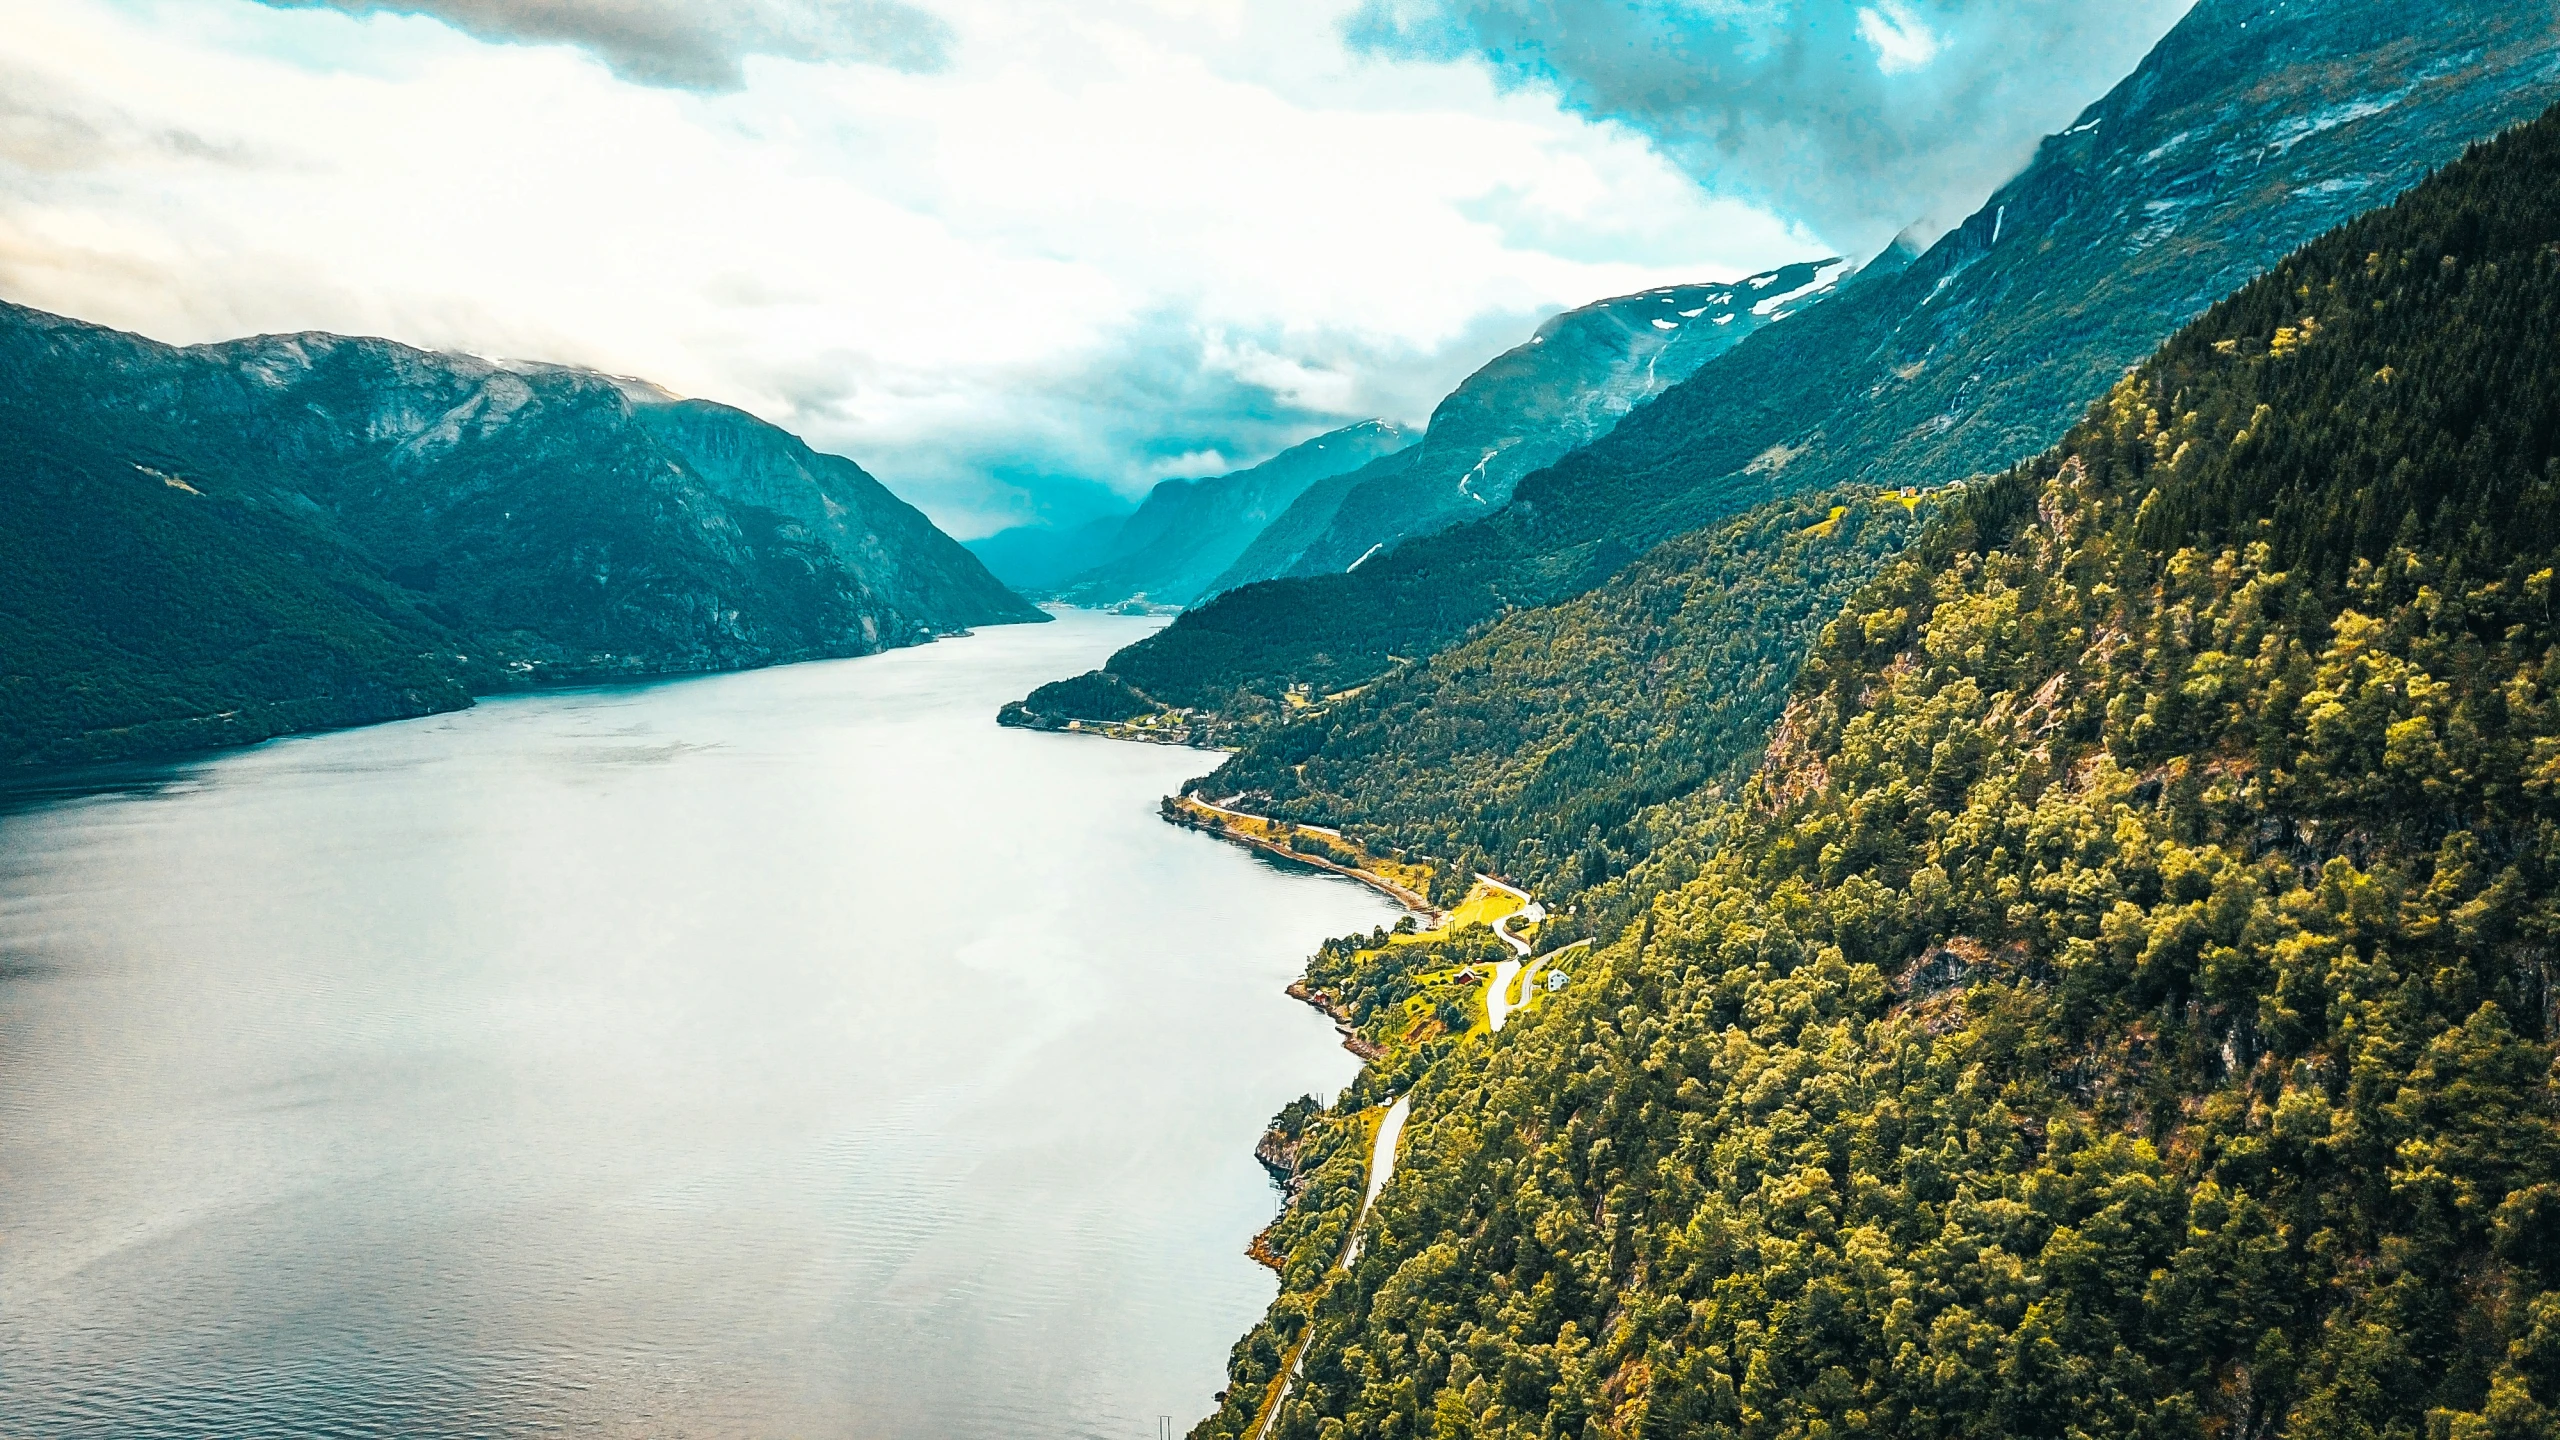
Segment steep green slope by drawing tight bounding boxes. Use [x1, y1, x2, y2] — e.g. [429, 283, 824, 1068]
[1191, 487, 1935, 905]
[631, 398, 1040, 637]
[1195, 103, 2560, 1440]
[0, 412, 478, 767]
[1069, 0, 2560, 722]
[1057, 420, 1413, 608]
[0, 302, 1038, 766]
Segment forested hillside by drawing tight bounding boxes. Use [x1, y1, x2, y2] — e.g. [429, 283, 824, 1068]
[1192, 487, 1934, 906]
[1049, 0, 2560, 726]
[1196, 104, 2560, 1440]
[0, 412, 482, 766]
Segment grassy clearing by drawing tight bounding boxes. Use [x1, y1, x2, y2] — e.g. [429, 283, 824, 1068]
[1433, 880, 1522, 935]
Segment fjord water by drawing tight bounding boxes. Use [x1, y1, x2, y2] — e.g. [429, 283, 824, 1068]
[0, 610, 1393, 1438]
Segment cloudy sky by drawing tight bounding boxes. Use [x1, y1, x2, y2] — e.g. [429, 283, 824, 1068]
[0, 0, 2190, 536]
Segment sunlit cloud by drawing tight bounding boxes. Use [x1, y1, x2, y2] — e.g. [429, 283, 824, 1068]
[0, 0, 1835, 534]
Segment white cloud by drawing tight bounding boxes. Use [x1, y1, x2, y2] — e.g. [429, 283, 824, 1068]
[1857, 3, 1944, 74]
[0, 0, 1821, 535]
[254, 0, 956, 90]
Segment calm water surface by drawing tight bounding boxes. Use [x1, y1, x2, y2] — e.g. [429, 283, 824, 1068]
[0, 610, 1393, 1438]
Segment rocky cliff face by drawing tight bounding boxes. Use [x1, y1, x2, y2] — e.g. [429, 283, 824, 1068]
[0, 301, 1038, 764]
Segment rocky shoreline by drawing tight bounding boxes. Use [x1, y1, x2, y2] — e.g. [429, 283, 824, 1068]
[1283, 979, 1382, 1060]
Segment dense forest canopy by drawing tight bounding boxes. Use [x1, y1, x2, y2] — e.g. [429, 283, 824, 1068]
[1194, 106, 2560, 1440]
[1192, 488, 1934, 906]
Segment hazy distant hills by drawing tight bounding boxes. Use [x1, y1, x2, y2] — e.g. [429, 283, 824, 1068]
[0, 301, 1040, 766]
[1203, 443, 1422, 597]
[1062, 0, 2560, 718]
[1215, 259, 1857, 591]
[966, 511, 1134, 595]
[1060, 419, 1416, 607]
[968, 420, 1413, 609]
[982, 261, 1856, 613]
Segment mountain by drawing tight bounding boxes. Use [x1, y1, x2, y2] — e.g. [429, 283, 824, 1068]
[1052, 419, 1413, 608]
[0, 301, 1041, 767]
[1194, 94, 2560, 1440]
[1000, 259, 1868, 612]
[1213, 259, 1860, 591]
[966, 511, 1133, 593]
[2, 406, 481, 768]
[626, 398, 1043, 642]
[1053, 0, 2560, 726]
[1203, 443, 1423, 594]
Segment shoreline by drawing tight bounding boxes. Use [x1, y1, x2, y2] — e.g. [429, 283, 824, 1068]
[6, 614, 1051, 783]
[1166, 795, 1443, 921]
[1159, 778, 1571, 1438]
[1283, 979, 1384, 1060]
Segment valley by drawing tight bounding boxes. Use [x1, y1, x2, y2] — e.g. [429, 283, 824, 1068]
[10, 1, 2560, 1437]
[980, 7, 2560, 1438]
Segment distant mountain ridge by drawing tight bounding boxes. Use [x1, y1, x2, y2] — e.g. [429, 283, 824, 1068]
[964, 420, 1416, 609]
[1057, 0, 2560, 721]
[1056, 419, 1413, 608]
[966, 511, 1133, 595]
[0, 301, 1040, 766]
[1215, 258, 1856, 591]
[978, 262, 1857, 613]
[1204, 443, 1424, 596]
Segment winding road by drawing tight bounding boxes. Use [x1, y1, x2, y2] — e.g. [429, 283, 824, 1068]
[1480, 873, 1544, 1033]
[1242, 876, 1601, 1437]
[1499, 940, 1592, 1031]
[1251, 1093, 1413, 1440]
